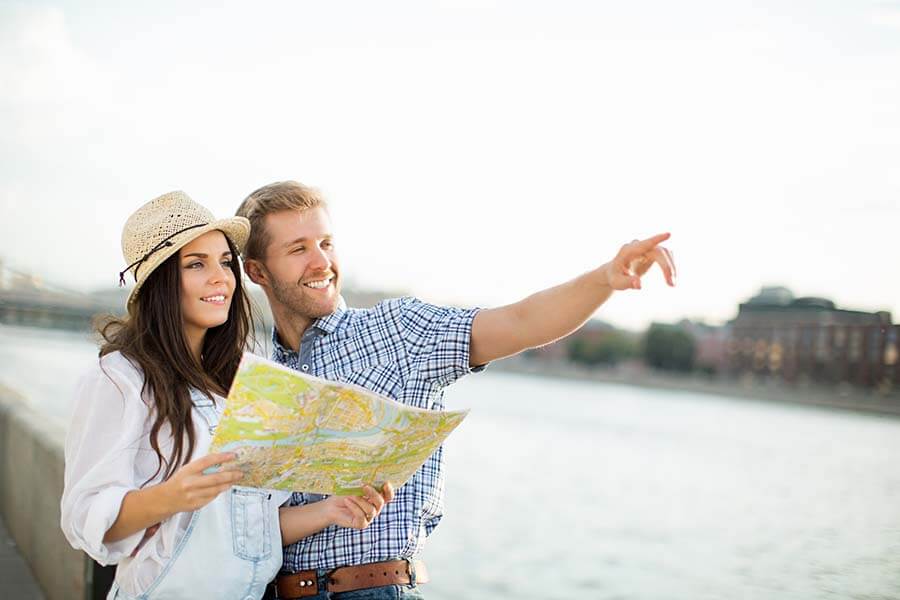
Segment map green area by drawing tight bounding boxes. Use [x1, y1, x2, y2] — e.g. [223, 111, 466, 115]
[208, 353, 468, 495]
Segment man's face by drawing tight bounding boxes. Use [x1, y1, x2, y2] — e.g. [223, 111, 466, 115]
[256, 207, 341, 320]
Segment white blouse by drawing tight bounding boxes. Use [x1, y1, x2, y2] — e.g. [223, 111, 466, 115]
[60, 351, 288, 596]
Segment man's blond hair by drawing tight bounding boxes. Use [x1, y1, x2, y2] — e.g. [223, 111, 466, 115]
[236, 181, 326, 260]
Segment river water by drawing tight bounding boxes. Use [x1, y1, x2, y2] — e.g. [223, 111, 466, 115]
[2, 324, 899, 599]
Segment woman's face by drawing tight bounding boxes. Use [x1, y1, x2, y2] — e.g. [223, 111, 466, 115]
[179, 230, 236, 338]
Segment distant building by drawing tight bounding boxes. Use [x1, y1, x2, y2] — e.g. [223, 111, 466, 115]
[678, 319, 728, 373]
[727, 286, 898, 389]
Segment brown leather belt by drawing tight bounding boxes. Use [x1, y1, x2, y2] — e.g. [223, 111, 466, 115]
[275, 559, 429, 598]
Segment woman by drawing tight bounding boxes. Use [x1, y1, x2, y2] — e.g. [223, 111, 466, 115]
[61, 191, 393, 599]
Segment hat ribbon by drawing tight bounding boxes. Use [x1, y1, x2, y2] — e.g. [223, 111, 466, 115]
[118, 222, 209, 286]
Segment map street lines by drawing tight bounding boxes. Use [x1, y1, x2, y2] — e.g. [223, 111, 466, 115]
[209, 353, 468, 495]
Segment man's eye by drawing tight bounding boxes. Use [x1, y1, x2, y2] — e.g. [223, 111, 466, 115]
[291, 247, 305, 254]
[322, 241, 333, 249]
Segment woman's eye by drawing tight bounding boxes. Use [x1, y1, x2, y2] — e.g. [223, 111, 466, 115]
[221, 259, 232, 268]
[186, 262, 203, 269]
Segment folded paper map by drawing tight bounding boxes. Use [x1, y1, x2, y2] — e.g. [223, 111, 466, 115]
[208, 353, 468, 495]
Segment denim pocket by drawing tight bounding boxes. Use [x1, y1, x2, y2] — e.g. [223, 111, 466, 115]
[231, 488, 271, 561]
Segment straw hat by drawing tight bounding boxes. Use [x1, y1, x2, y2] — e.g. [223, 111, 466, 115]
[119, 191, 250, 306]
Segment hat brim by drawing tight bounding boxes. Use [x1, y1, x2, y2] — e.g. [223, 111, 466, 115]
[126, 216, 251, 307]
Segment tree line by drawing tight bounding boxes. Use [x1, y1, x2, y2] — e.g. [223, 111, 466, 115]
[566, 323, 696, 372]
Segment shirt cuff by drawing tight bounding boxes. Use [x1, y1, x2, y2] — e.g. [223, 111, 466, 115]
[441, 306, 489, 387]
[81, 486, 146, 565]
[271, 490, 293, 507]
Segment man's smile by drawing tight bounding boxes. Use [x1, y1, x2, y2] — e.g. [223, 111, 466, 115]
[303, 276, 334, 290]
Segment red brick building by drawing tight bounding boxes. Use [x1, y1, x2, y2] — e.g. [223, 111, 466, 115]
[727, 287, 898, 389]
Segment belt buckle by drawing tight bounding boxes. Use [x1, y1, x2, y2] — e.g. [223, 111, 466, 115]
[405, 559, 417, 587]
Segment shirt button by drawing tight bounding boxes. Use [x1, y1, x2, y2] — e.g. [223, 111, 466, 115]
[301, 364, 309, 371]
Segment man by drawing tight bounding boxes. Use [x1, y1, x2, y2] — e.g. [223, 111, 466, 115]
[236, 181, 676, 600]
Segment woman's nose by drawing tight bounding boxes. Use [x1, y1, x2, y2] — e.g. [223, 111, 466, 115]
[209, 262, 230, 284]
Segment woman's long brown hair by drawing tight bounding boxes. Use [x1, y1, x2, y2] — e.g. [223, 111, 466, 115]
[97, 236, 253, 483]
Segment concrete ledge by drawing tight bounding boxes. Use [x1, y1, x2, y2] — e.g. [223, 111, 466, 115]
[1, 513, 45, 599]
[0, 384, 97, 600]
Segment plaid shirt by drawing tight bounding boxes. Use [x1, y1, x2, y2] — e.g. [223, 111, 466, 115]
[272, 296, 484, 572]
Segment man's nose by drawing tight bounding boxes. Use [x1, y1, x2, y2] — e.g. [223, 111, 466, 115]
[308, 245, 332, 271]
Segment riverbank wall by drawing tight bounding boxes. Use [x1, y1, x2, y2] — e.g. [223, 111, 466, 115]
[0, 384, 108, 600]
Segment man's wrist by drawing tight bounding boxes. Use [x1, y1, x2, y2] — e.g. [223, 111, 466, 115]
[590, 263, 613, 291]
[317, 496, 342, 528]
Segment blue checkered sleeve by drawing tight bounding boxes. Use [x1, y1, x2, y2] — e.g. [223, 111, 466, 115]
[399, 298, 484, 388]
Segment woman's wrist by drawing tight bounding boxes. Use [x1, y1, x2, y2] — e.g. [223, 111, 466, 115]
[144, 480, 178, 521]
[104, 483, 173, 543]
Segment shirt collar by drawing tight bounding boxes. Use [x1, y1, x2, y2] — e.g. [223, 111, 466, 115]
[312, 295, 348, 335]
[271, 296, 348, 357]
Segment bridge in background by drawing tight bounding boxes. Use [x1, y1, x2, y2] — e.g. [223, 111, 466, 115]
[0, 259, 398, 331]
[0, 261, 122, 330]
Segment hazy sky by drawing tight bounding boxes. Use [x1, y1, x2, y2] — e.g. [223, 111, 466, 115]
[2, 0, 898, 330]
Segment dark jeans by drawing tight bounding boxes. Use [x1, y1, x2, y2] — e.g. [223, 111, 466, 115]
[315, 585, 424, 599]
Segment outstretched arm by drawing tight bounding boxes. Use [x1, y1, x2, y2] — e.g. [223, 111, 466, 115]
[469, 233, 676, 366]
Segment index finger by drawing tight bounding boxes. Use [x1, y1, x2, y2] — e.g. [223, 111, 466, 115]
[381, 482, 395, 503]
[186, 452, 238, 474]
[635, 232, 670, 253]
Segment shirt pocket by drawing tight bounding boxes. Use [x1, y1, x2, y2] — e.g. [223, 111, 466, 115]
[231, 488, 271, 561]
[329, 361, 404, 402]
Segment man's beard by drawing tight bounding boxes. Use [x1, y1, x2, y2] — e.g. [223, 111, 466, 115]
[268, 271, 339, 320]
